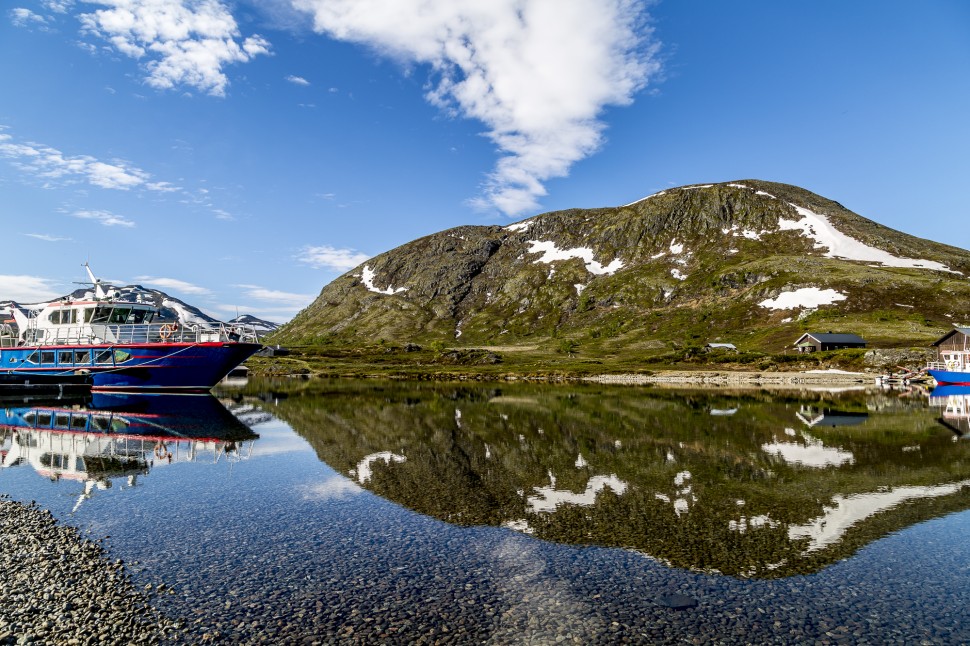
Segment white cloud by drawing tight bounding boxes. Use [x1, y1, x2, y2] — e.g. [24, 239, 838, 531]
[0, 131, 171, 192]
[293, 0, 660, 215]
[134, 276, 212, 295]
[286, 74, 310, 86]
[42, 1, 73, 13]
[297, 245, 370, 272]
[0, 275, 63, 303]
[79, 0, 271, 97]
[71, 209, 135, 227]
[24, 233, 71, 242]
[235, 284, 314, 306]
[10, 8, 47, 27]
[0, 129, 241, 219]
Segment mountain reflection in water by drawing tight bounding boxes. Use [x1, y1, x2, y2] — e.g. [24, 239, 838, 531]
[236, 380, 970, 579]
[0, 393, 259, 510]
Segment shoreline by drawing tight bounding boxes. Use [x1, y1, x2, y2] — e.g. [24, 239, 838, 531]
[583, 369, 877, 387]
[250, 367, 887, 388]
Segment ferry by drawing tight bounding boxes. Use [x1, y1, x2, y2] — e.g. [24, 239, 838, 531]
[0, 264, 262, 392]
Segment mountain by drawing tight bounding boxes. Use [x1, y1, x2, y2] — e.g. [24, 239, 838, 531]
[275, 180, 970, 352]
[228, 314, 280, 334]
[0, 284, 279, 333]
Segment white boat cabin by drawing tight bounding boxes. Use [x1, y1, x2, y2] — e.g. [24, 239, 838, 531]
[11, 299, 163, 346]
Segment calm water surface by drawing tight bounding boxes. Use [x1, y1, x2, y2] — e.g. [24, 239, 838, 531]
[2, 379, 970, 644]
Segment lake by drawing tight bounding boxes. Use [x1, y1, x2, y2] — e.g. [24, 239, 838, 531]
[2, 379, 969, 644]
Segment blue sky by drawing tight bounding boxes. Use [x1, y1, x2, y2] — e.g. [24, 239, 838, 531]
[2, 1, 968, 322]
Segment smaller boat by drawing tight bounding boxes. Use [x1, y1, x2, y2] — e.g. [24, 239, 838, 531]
[927, 369, 970, 386]
[927, 326, 970, 386]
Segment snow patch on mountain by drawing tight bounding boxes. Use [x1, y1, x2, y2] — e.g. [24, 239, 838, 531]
[162, 299, 218, 328]
[504, 219, 534, 232]
[622, 190, 667, 207]
[361, 265, 407, 296]
[759, 287, 846, 310]
[779, 204, 958, 273]
[526, 240, 624, 276]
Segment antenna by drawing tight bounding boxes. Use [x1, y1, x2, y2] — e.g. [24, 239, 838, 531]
[82, 262, 106, 300]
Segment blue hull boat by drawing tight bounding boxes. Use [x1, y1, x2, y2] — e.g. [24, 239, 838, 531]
[0, 264, 262, 392]
[927, 369, 970, 387]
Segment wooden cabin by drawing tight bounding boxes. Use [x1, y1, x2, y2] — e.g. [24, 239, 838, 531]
[794, 332, 867, 353]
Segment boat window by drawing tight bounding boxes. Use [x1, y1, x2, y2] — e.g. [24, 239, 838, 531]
[74, 350, 91, 364]
[91, 416, 110, 432]
[54, 414, 70, 429]
[95, 350, 113, 364]
[58, 351, 73, 365]
[83, 308, 95, 323]
[36, 412, 52, 427]
[111, 418, 129, 432]
[91, 306, 112, 324]
[109, 308, 131, 324]
[129, 309, 149, 324]
[24, 351, 39, 365]
[40, 351, 56, 365]
[113, 350, 132, 363]
[70, 415, 88, 430]
[75, 458, 84, 471]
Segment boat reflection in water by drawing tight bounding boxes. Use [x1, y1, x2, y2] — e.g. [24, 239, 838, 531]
[238, 380, 970, 579]
[929, 385, 970, 437]
[0, 393, 259, 510]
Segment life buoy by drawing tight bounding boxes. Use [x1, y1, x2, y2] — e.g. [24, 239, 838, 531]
[159, 323, 178, 340]
[154, 443, 172, 460]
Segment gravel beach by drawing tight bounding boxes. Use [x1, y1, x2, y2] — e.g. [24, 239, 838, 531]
[0, 496, 184, 645]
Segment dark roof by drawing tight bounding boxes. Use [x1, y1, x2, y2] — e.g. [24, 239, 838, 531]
[796, 333, 867, 345]
[931, 326, 970, 347]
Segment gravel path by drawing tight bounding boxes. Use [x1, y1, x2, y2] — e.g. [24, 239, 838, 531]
[0, 496, 185, 645]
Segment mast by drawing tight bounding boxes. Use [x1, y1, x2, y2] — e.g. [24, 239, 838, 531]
[83, 263, 106, 300]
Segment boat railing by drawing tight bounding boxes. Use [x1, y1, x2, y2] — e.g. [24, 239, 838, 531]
[16, 322, 261, 347]
[927, 361, 967, 371]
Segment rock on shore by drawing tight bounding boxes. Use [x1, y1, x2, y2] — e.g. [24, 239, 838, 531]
[0, 497, 184, 645]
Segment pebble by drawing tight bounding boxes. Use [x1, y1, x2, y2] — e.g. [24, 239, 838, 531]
[0, 497, 184, 645]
